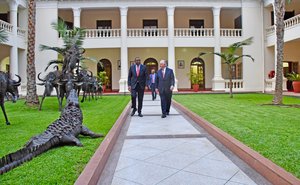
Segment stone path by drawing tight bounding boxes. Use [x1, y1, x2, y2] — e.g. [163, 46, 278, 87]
[98, 95, 269, 185]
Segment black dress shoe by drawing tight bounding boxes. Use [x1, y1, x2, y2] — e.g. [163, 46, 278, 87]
[138, 113, 143, 117]
[161, 114, 166, 118]
[166, 112, 169, 115]
[131, 108, 136, 116]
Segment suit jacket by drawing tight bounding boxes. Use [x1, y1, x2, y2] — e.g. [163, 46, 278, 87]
[128, 64, 147, 89]
[156, 67, 175, 93]
[148, 73, 157, 86]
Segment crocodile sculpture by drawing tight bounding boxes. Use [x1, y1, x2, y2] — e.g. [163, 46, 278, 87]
[0, 89, 103, 175]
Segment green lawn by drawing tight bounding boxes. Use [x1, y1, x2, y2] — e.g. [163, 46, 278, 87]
[0, 95, 130, 184]
[174, 93, 300, 178]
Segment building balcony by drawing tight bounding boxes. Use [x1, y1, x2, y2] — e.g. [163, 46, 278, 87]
[58, 28, 243, 48]
[0, 20, 27, 49]
[266, 14, 300, 47]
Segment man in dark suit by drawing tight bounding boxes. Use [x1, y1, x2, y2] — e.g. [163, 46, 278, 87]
[128, 57, 147, 117]
[148, 69, 157, 101]
[155, 60, 175, 118]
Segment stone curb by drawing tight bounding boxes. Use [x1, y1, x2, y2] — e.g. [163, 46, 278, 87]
[172, 100, 300, 185]
[75, 102, 131, 185]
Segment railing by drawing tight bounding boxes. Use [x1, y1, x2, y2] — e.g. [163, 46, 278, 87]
[266, 26, 275, 35]
[0, 20, 13, 33]
[127, 28, 168, 37]
[174, 28, 214, 37]
[59, 29, 121, 38]
[224, 79, 243, 89]
[220, 29, 242, 37]
[284, 14, 300, 29]
[266, 14, 300, 35]
[85, 29, 120, 38]
[17, 28, 26, 37]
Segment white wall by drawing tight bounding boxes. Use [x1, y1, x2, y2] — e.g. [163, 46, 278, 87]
[242, 1, 264, 91]
[35, 3, 59, 95]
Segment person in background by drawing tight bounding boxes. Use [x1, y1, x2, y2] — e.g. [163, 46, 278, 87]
[128, 57, 147, 117]
[148, 69, 157, 101]
[155, 60, 175, 118]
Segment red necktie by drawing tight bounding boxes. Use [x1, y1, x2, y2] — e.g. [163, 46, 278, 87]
[136, 65, 140, 77]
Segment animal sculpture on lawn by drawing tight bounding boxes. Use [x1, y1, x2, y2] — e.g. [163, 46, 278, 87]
[0, 89, 103, 175]
[0, 71, 21, 125]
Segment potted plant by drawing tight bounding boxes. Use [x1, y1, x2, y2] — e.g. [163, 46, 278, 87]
[188, 72, 200, 92]
[287, 72, 300, 93]
[97, 71, 109, 92]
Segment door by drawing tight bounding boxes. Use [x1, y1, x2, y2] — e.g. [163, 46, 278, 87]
[98, 59, 112, 91]
[144, 58, 158, 77]
[190, 57, 205, 90]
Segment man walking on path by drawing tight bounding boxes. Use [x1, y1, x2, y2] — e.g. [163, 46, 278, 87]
[148, 69, 157, 101]
[128, 57, 147, 117]
[156, 60, 175, 118]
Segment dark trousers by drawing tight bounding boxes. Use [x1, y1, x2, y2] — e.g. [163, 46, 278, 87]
[150, 83, 157, 100]
[159, 90, 172, 114]
[131, 83, 144, 113]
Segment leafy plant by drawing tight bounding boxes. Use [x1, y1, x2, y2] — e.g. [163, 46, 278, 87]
[187, 72, 201, 85]
[199, 37, 254, 98]
[287, 72, 300, 81]
[0, 29, 8, 43]
[97, 71, 109, 85]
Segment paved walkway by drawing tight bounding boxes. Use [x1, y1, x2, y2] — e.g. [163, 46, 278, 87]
[98, 95, 269, 185]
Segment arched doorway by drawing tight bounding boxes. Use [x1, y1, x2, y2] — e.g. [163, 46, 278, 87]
[190, 57, 205, 90]
[98, 59, 112, 91]
[144, 58, 158, 75]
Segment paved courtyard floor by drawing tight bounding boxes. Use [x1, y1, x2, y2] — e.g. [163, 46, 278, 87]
[98, 95, 270, 185]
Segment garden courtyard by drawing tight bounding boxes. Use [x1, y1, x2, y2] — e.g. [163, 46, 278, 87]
[0, 93, 299, 184]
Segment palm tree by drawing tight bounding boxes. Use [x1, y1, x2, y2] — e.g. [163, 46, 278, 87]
[40, 19, 91, 74]
[26, 0, 39, 106]
[199, 37, 254, 98]
[272, 0, 291, 105]
[0, 29, 8, 43]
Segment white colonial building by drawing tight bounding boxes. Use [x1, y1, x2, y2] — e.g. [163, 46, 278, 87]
[0, 0, 299, 95]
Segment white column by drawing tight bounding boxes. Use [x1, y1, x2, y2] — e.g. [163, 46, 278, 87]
[9, 0, 19, 80]
[167, 6, 178, 91]
[212, 7, 224, 91]
[119, 7, 129, 93]
[72, 8, 81, 28]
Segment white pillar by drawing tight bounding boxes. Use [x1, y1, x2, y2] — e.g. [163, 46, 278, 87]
[9, 0, 19, 80]
[167, 6, 178, 91]
[72, 8, 81, 28]
[212, 7, 224, 91]
[119, 7, 129, 93]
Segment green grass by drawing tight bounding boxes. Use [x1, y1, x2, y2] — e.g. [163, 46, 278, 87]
[0, 95, 130, 184]
[174, 93, 300, 178]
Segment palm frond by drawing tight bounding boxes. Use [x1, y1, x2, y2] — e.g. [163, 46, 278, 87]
[232, 54, 255, 64]
[80, 56, 98, 63]
[230, 37, 253, 49]
[39, 45, 65, 55]
[0, 29, 8, 43]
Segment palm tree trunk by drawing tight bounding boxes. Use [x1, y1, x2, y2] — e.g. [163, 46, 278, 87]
[273, 0, 285, 105]
[229, 64, 233, 98]
[26, 0, 39, 106]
